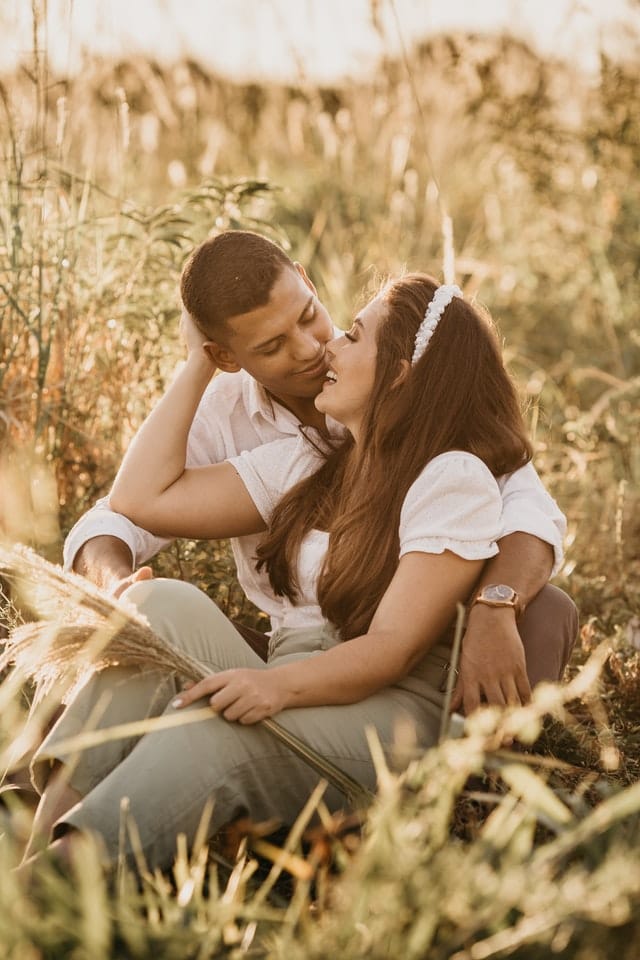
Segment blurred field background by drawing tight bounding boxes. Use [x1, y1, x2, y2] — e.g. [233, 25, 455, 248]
[0, 1, 640, 957]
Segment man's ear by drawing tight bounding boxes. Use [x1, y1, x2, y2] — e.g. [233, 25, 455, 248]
[203, 340, 242, 373]
[293, 261, 317, 296]
[390, 359, 411, 390]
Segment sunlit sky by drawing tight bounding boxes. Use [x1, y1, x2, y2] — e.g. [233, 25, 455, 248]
[2, 0, 638, 80]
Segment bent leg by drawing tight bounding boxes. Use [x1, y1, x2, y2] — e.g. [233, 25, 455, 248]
[518, 584, 578, 688]
[56, 686, 439, 871]
[32, 579, 265, 797]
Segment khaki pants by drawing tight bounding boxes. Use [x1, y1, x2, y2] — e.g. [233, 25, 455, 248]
[34, 579, 448, 870]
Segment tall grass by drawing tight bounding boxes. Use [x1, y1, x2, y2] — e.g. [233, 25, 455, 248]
[1, 5, 640, 956]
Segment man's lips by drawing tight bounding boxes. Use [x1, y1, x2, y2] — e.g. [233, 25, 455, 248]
[296, 356, 328, 377]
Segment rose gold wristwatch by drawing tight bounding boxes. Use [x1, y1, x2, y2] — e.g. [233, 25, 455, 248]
[470, 584, 523, 618]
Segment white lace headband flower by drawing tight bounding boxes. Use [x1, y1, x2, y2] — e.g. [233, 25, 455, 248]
[411, 283, 463, 365]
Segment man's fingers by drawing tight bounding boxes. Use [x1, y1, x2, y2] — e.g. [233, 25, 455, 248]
[500, 675, 522, 707]
[481, 681, 506, 707]
[113, 566, 154, 598]
[462, 685, 482, 717]
[515, 670, 532, 705]
[450, 683, 463, 712]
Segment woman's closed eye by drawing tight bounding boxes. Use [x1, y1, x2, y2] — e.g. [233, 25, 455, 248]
[300, 303, 317, 325]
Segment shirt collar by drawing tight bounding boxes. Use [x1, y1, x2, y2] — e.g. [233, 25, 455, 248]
[243, 372, 300, 433]
[242, 369, 346, 440]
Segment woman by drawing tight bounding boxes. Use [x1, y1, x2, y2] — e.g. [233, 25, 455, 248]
[29, 275, 531, 870]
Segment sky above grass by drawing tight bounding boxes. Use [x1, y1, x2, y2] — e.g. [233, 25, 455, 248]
[2, 0, 638, 79]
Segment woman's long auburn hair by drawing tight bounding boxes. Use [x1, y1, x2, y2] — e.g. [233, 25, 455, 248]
[256, 273, 533, 640]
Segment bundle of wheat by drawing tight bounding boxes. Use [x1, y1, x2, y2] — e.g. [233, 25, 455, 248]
[0, 542, 372, 808]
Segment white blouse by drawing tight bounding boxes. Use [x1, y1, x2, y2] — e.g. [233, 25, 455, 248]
[67, 369, 566, 629]
[230, 437, 502, 632]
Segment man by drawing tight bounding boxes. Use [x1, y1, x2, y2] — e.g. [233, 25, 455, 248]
[65, 230, 577, 715]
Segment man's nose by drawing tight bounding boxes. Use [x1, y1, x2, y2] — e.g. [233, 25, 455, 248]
[292, 328, 323, 361]
[325, 336, 341, 363]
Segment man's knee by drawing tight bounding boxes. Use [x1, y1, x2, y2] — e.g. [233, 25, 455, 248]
[121, 578, 217, 653]
[519, 584, 579, 685]
[121, 577, 198, 611]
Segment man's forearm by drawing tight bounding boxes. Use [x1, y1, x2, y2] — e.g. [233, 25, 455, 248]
[476, 531, 554, 609]
[72, 536, 135, 590]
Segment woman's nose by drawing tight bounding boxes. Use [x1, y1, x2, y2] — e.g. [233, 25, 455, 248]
[325, 336, 343, 362]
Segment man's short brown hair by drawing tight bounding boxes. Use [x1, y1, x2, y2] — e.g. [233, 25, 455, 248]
[180, 230, 294, 339]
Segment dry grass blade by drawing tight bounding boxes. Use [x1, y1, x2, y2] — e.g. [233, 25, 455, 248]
[0, 543, 373, 808]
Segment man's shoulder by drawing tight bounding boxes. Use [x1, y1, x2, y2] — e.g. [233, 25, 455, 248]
[203, 369, 253, 402]
[196, 369, 256, 419]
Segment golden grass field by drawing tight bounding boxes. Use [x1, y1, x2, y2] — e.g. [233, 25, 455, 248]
[0, 12, 639, 959]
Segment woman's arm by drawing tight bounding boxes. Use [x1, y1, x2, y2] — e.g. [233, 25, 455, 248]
[174, 451, 501, 722]
[174, 549, 484, 722]
[109, 318, 265, 540]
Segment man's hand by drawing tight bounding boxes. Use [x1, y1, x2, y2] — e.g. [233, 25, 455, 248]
[172, 668, 288, 724]
[450, 605, 531, 715]
[110, 565, 154, 598]
[180, 309, 214, 359]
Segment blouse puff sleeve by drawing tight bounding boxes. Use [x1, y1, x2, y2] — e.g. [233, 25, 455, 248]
[399, 451, 503, 561]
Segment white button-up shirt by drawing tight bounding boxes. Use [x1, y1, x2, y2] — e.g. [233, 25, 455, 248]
[64, 368, 567, 630]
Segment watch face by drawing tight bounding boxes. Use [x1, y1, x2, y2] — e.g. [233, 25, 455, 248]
[484, 585, 515, 602]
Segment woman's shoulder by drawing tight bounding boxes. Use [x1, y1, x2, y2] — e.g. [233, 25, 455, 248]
[399, 451, 502, 557]
[411, 450, 497, 491]
[401, 450, 501, 524]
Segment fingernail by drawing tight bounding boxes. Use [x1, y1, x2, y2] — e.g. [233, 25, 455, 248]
[171, 698, 183, 708]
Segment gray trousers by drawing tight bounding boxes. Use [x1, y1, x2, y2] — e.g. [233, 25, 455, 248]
[34, 579, 449, 870]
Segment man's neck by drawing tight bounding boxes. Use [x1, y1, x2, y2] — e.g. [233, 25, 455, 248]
[267, 391, 326, 432]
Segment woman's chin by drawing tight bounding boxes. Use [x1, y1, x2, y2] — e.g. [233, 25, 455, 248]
[314, 389, 333, 416]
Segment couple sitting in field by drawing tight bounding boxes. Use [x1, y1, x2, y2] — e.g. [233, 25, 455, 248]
[26, 230, 577, 871]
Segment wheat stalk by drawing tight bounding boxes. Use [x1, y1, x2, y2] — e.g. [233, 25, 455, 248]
[0, 543, 372, 808]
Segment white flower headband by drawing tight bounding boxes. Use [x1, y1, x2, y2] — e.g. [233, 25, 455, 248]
[411, 283, 463, 365]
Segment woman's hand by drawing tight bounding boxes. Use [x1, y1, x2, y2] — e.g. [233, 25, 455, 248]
[172, 668, 289, 724]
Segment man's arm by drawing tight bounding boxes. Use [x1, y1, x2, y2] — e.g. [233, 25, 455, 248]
[65, 351, 229, 595]
[450, 531, 554, 714]
[72, 535, 153, 598]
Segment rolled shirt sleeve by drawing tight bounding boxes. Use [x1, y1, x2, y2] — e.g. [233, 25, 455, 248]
[63, 393, 226, 571]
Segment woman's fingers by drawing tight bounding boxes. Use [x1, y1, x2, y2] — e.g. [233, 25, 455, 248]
[172, 674, 225, 708]
[172, 669, 279, 724]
